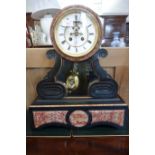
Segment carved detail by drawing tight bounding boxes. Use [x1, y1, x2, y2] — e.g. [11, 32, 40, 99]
[88, 49, 118, 98]
[36, 50, 69, 99]
[36, 49, 118, 99]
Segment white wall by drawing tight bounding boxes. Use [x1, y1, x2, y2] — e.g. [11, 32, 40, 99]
[26, 0, 129, 15]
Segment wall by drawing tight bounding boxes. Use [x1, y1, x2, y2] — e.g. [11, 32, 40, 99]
[26, 0, 129, 15]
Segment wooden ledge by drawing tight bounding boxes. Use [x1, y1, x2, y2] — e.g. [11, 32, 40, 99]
[26, 47, 129, 68]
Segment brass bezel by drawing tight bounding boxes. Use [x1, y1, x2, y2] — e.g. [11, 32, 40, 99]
[50, 5, 103, 62]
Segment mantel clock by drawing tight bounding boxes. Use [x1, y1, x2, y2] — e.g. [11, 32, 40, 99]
[29, 5, 128, 131]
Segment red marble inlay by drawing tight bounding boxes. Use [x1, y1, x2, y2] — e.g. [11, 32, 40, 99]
[33, 111, 68, 128]
[69, 110, 89, 127]
[90, 110, 125, 126]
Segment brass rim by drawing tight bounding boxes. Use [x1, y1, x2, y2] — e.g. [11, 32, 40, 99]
[50, 5, 103, 62]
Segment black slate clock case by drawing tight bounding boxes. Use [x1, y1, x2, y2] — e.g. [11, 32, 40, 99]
[28, 5, 129, 133]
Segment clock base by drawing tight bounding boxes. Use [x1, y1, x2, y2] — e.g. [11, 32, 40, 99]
[28, 96, 128, 130]
[29, 48, 129, 130]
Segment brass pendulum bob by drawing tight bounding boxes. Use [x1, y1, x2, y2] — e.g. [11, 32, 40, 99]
[66, 63, 79, 94]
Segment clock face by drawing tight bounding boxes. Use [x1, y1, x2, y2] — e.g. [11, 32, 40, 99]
[51, 5, 103, 61]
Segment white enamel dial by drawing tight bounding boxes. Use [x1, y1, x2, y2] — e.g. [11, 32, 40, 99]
[51, 6, 102, 61]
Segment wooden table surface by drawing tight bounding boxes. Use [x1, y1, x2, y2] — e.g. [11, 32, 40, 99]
[27, 136, 129, 155]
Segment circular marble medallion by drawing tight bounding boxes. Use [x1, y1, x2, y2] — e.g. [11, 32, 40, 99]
[69, 110, 89, 127]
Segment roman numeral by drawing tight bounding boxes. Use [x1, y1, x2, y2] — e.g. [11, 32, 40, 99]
[75, 47, 78, 52]
[61, 40, 66, 44]
[88, 40, 92, 44]
[60, 25, 66, 28]
[68, 45, 71, 50]
[87, 24, 92, 28]
[75, 15, 78, 20]
[59, 33, 64, 36]
[89, 33, 94, 35]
